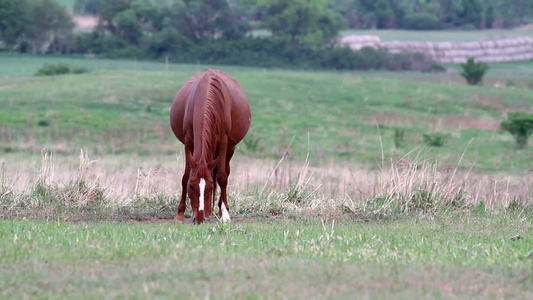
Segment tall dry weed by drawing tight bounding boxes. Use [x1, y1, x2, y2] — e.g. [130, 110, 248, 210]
[37, 149, 55, 187]
[1, 145, 532, 219]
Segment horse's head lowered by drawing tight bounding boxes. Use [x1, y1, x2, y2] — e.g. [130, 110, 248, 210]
[186, 151, 219, 223]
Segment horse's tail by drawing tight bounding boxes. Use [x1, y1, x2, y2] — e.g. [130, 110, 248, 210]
[205, 73, 225, 119]
[200, 72, 226, 158]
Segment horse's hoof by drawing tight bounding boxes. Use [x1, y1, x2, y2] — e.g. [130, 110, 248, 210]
[174, 215, 186, 223]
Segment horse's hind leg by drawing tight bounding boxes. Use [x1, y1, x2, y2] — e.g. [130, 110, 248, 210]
[217, 144, 235, 222]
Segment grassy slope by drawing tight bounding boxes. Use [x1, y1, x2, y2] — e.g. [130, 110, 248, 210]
[341, 29, 533, 41]
[1, 214, 532, 299]
[1, 56, 533, 172]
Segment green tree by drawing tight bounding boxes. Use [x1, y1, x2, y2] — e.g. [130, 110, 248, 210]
[500, 113, 533, 149]
[167, 0, 250, 42]
[0, 0, 30, 47]
[113, 9, 143, 44]
[484, 5, 494, 28]
[403, 12, 440, 30]
[26, 0, 74, 54]
[74, 0, 101, 14]
[460, 57, 489, 85]
[147, 27, 186, 54]
[461, 0, 482, 28]
[260, 0, 343, 48]
[98, 0, 131, 34]
[330, 0, 533, 30]
[374, 0, 395, 28]
[331, 0, 407, 29]
[95, 0, 160, 47]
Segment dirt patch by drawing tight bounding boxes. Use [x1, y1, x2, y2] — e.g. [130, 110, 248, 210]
[441, 115, 501, 131]
[474, 94, 533, 114]
[370, 110, 501, 131]
[0, 84, 16, 90]
[473, 95, 506, 112]
[130, 215, 279, 225]
[370, 111, 500, 131]
[371, 111, 416, 127]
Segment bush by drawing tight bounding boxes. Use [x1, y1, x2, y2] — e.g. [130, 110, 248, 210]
[423, 133, 449, 147]
[403, 13, 441, 30]
[318, 46, 361, 69]
[460, 57, 490, 85]
[394, 128, 405, 148]
[63, 34, 444, 72]
[74, 32, 100, 54]
[34, 64, 90, 76]
[105, 45, 147, 59]
[34, 63, 71, 76]
[146, 28, 187, 56]
[357, 46, 384, 70]
[70, 66, 90, 74]
[37, 119, 50, 127]
[91, 36, 129, 54]
[500, 112, 533, 149]
[169, 38, 444, 72]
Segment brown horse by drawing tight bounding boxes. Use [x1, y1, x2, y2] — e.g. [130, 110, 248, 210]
[170, 69, 251, 223]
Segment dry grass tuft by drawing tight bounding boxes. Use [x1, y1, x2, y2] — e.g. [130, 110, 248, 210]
[1, 145, 532, 220]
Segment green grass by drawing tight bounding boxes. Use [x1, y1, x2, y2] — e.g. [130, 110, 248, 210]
[0, 53, 258, 80]
[1, 54, 533, 173]
[2, 53, 533, 299]
[1, 214, 532, 299]
[341, 29, 533, 42]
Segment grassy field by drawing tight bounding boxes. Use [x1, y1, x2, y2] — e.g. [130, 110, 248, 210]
[341, 29, 533, 41]
[0, 53, 257, 79]
[2, 53, 533, 299]
[3, 52, 533, 79]
[1, 54, 533, 173]
[1, 214, 532, 299]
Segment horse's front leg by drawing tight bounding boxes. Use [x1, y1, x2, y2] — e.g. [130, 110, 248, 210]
[217, 144, 235, 222]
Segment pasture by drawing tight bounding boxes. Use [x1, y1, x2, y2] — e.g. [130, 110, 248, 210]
[341, 28, 533, 42]
[1, 215, 532, 299]
[1, 53, 533, 298]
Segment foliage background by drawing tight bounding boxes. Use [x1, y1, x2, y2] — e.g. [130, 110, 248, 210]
[2, 0, 533, 70]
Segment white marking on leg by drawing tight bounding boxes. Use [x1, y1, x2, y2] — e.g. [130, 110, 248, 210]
[221, 202, 231, 222]
[198, 178, 206, 212]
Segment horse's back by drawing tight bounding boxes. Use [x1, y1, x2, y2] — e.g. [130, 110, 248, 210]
[169, 73, 203, 144]
[170, 69, 251, 145]
[214, 70, 251, 145]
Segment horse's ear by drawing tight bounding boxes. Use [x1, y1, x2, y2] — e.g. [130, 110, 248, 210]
[208, 157, 219, 172]
[186, 151, 197, 169]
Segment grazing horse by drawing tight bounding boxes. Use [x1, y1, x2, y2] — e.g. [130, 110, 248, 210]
[170, 69, 251, 223]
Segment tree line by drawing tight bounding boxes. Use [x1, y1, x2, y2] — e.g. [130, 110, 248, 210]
[1, 0, 531, 70]
[333, 0, 533, 30]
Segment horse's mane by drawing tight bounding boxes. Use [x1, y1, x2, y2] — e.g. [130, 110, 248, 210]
[201, 73, 225, 163]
